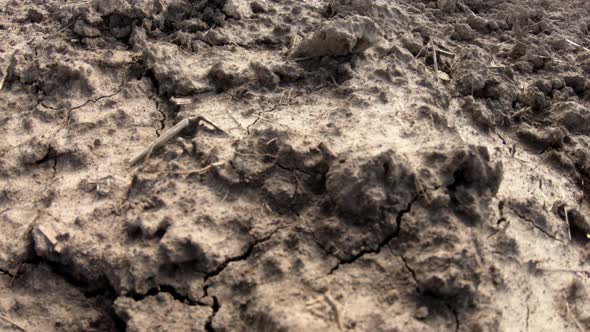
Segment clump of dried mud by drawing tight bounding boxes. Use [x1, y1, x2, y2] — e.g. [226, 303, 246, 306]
[1, 0, 590, 331]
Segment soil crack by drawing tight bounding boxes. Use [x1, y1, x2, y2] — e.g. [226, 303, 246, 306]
[449, 305, 460, 332]
[328, 194, 419, 274]
[246, 94, 289, 134]
[201, 227, 283, 331]
[392, 248, 462, 332]
[127, 285, 201, 306]
[508, 206, 562, 242]
[0, 267, 14, 278]
[204, 296, 220, 332]
[66, 86, 125, 123]
[397, 252, 420, 292]
[202, 231, 276, 287]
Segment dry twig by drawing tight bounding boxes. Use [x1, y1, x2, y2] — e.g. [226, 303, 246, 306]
[130, 116, 225, 166]
[170, 161, 225, 175]
[0, 314, 26, 331]
[324, 294, 343, 330]
[565, 38, 590, 53]
[431, 40, 439, 82]
[0, 51, 16, 91]
[566, 302, 585, 332]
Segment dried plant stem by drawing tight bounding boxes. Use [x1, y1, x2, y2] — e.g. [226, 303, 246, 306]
[170, 161, 225, 175]
[0, 51, 16, 91]
[130, 116, 225, 166]
[432, 40, 439, 82]
[0, 314, 26, 331]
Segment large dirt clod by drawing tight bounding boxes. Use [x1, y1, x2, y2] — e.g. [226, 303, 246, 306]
[293, 15, 381, 58]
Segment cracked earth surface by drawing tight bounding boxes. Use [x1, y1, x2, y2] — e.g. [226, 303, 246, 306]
[2, 0, 590, 331]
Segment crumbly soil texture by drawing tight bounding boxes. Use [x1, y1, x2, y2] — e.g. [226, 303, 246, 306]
[2, 0, 590, 331]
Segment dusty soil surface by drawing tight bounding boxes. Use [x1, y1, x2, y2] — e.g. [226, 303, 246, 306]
[1, 0, 590, 331]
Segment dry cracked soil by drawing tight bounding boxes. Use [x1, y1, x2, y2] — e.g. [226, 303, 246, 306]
[1, 0, 590, 331]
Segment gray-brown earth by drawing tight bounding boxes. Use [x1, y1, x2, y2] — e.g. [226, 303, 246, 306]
[1, 0, 590, 331]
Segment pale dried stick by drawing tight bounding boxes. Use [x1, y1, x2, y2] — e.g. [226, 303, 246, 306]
[560, 186, 572, 242]
[0, 51, 16, 91]
[131, 118, 191, 165]
[0, 314, 26, 331]
[565, 38, 590, 52]
[565, 205, 572, 242]
[170, 161, 225, 175]
[130, 116, 224, 166]
[324, 294, 343, 330]
[566, 302, 585, 332]
[432, 40, 439, 82]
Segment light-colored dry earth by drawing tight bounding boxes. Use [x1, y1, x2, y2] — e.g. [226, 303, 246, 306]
[1, 0, 590, 331]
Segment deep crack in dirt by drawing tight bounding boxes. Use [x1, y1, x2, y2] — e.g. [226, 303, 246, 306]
[508, 205, 563, 242]
[328, 194, 418, 274]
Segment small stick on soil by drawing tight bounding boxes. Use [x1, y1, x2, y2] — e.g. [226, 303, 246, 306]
[293, 56, 315, 62]
[130, 116, 225, 166]
[287, 88, 293, 106]
[414, 43, 428, 59]
[566, 302, 585, 332]
[223, 107, 246, 133]
[324, 294, 343, 330]
[0, 51, 16, 91]
[265, 138, 278, 145]
[0, 314, 26, 331]
[306, 297, 323, 306]
[565, 38, 590, 53]
[170, 161, 225, 175]
[170, 97, 196, 106]
[560, 187, 572, 242]
[564, 205, 572, 242]
[434, 48, 455, 57]
[540, 268, 590, 274]
[456, 0, 475, 15]
[329, 75, 339, 87]
[431, 40, 439, 83]
[221, 189, 230, 203]
[234, 151, 279, 160]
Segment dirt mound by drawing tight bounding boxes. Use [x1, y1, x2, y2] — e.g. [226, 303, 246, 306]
[114, 293, 211, 331]
[293, 15, 381, 58]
